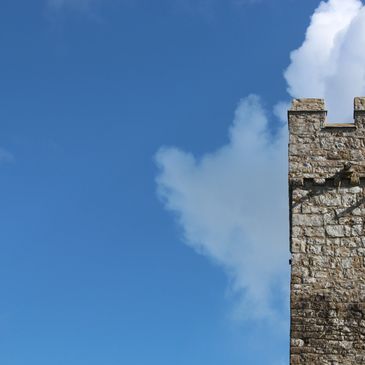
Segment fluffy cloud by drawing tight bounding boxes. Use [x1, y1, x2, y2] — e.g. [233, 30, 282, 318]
[285, 0, 365, 123]
[157, 0, 365, 321]
[156, 96, 289, 319]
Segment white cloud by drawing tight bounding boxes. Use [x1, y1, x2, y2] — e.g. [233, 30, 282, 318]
[156, 95, 289, 320]
[285, 0, 365, 123]
[156, 0, 365, 321]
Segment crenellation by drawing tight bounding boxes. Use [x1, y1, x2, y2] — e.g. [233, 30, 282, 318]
[291, 98, 326, 112]
[354, 97, 365, 112]
[289, 98, 365, 364]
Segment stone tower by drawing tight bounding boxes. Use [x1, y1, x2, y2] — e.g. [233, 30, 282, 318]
[289, 97, 365, 364]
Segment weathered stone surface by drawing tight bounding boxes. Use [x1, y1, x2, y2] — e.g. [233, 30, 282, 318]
[354, 97, 365, 111]
[291, 98, 326, 111]
[289, 98, 365, 364]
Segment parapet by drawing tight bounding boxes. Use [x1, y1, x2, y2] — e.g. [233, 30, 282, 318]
[290, 98, 326, 112]
[288, 97, 365, 184]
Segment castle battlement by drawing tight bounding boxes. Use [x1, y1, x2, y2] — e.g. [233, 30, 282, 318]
[289, 97, 365, 184]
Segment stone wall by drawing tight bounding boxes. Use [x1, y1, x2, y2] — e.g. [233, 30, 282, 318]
[289, 98, 365, 364]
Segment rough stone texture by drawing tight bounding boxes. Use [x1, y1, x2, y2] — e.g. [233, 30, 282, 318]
[289, 97, 365, 365]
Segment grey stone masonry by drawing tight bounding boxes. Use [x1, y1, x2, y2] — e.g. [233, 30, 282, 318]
[289, 98, 365, 365]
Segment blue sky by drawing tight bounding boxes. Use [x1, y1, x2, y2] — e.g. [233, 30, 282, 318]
[1, 0, 365, 364]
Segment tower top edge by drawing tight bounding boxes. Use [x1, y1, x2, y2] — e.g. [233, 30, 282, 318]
[289, 97, 365, 112]
[290, 98, 326, 112]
